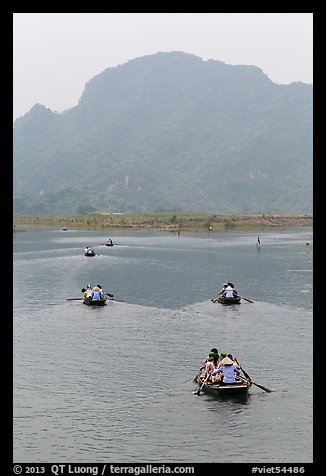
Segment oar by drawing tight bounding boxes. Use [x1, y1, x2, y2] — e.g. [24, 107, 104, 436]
[107, 298, 125, 302]
[235, 359, 273, 393]
[240, 296, 255, 303]
[194, 373, 210, 396]
[103, 290, 126, 302]
[193, 365, 204, 383]
[66, 297, 84, 301]
[238, 375, 273, 393]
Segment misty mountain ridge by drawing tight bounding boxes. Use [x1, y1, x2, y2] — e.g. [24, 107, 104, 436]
[13, 51, 312, 215]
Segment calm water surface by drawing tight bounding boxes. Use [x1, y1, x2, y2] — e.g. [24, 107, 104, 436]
[13, 227, 313, 463]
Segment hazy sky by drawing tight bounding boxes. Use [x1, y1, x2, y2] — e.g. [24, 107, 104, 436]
[13, 13, 313, 120]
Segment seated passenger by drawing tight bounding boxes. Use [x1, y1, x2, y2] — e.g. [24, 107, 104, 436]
[216, 352, 227, 369]
[96, 284, 105, 299]
[204, 351, 217, 383]
[227, 353, 240, 369]
[228, 282, 238, 296]
[85, 284, 92, 296]
[91, 286, 101, 300]
[211, 356, 240, 385]
[223, 285, 234, 298]
[211, 284, 228, 302]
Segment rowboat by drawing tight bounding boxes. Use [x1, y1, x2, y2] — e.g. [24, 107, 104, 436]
[197, 373, 251, 396]
[83, 297, 107, 306]
[216, 295, 241, 304]
[84, 248, 96, 256]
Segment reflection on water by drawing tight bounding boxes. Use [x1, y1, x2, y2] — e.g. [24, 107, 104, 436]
[13, 227, 313, 463]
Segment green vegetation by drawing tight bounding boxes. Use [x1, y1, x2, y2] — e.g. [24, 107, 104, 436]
[13, 212, 313, 232]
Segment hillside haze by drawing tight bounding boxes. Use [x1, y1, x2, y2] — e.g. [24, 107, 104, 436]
[13, 51, 313, 215]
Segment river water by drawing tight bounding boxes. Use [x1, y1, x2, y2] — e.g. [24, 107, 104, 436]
[13, 226, 313, 463]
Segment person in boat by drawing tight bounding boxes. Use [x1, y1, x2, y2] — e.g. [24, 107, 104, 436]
[203, 351, 218, 383]
[204, 348, 219, 366]
[85, 284, 93, 298]
[222, 285, 235, 298]
[91, 286, 102, 300]
[194, 348, 219, 382]
[227, 353, 240, 369]
[96, 284, 106, 300]
[81, 284, 92, 300]
[211, 284, 228, 302]
[211, 356, 241, 385]
[85, 246, 95, 255]
[216, 352, 227, 369]
[227, 282, 238, 297]
[106, 238, 113, 245]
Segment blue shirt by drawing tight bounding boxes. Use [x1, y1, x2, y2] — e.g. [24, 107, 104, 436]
[212, 364, 240, 383]
[92, 290, 101, 300]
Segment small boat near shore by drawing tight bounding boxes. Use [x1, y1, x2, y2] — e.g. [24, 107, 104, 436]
[197, 373, 251, 396]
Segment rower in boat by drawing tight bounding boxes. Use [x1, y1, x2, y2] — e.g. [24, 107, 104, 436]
[211, 283, 228, 302]
[84, 246, 96, 256]
[211, 356, 241, 385]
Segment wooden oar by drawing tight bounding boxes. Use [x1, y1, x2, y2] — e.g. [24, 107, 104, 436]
[107, 297, 125, 302]
[235, 359, 273, 393]
[238, 375, 273, 393]
[194, 373, 210, 396]
[193, 365, 204, 382]
[66, 297, 84, 301]
[240, 296, 255, 303]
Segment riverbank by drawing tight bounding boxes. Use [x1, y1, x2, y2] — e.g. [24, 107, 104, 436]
[13, 212, 313, 232]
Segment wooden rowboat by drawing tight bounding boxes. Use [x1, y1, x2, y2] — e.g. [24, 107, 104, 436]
[83, 297, 107, 306]
[216, 295, 241, 304]
[84, 249, 96, 256]
[197, 373, 251, 396]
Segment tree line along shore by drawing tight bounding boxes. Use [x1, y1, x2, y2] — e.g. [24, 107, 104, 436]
[13, 213, 313, 232]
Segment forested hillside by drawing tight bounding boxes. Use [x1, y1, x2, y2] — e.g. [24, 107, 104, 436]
[13, 51, 313, 215]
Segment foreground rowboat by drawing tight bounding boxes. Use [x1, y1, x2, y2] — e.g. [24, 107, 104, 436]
[215, 295, 241, 304]
[83, 298, 107, 306]
[197, 373, 251, 396]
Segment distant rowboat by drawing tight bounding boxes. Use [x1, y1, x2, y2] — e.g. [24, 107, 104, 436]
[84, 247, 96, 256]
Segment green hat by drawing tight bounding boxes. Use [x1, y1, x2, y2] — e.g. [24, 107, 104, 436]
[207, 352, 215, 361]
[219, 352, 227, 360]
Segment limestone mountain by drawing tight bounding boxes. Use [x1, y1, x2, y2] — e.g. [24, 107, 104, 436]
[13, 51, 312, 215]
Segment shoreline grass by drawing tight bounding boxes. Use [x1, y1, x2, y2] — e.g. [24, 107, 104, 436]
[13, 212, 313, 232]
